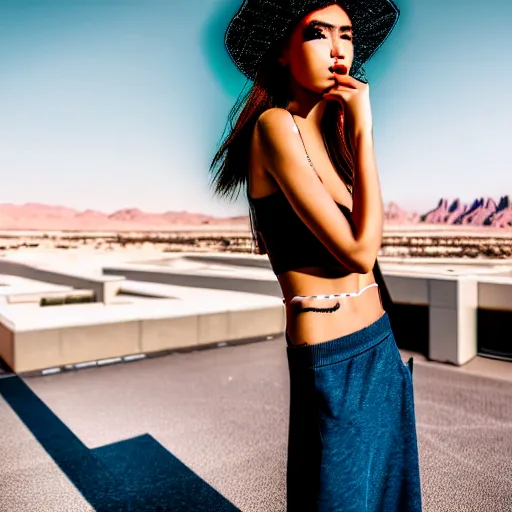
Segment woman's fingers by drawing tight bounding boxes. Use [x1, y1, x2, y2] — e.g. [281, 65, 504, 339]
[323, 85, 357, 102]
[334, 73, 360, 84]
[335, 75, 364, 89]
[333, 84, 358, 92]
[323, 77, 373, 137]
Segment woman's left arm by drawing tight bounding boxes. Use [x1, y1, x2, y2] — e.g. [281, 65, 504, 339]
[350, 131, 384, 263]
[324, 78, 384, 266]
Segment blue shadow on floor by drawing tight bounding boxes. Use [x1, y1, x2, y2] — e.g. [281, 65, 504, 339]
[0, 364, 239, 512]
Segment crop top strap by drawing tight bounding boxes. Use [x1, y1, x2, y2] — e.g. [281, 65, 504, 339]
[289, 111, 324, 184]
[288, 110, 353, 196]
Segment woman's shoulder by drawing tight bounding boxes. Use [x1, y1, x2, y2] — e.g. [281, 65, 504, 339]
[256, 107, 296, 143]
[257, 107, 293, 128]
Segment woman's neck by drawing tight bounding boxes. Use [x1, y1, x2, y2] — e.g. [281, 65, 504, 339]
[286, 92, 326, 128]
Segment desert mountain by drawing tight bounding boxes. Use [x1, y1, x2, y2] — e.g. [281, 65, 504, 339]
[0, 195, 509, 230]
[383, 201, 420, 224]
[0, 203, 249, 231]
[421, 195, 511, 228]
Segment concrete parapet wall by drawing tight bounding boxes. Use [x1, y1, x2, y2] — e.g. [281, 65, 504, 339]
[478, 281, 512, 311]
[428, 277, 478, 366]
[6, 289, 94, 304]
[0, 260, 124, 303]
[105, 262, 512, 367]
[103, 267, 282, 298]
[13, 322, 141, 373]
[1, 253, 510, 373]
[0, 302, 285, 374]
[381, 270, 512, 365]
[184, 254, 272, 270]
[384, 275, 429, 305]
[0, 321, 14, 370]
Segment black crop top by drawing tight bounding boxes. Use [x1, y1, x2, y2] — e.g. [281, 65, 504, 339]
[248, 110, 361, 276]
[247, 111, 393, 314]
[249, 188, 358, 276]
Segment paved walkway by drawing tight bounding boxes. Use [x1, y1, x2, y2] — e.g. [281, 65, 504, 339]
[1, 338, 511, 511]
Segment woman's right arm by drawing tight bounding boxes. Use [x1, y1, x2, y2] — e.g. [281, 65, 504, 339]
[255, 108, 376, 274]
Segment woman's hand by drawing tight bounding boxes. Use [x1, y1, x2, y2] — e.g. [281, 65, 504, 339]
[323, 74, 373, 139]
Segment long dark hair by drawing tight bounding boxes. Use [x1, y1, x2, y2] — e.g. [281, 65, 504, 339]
[209, 35, 355, 255]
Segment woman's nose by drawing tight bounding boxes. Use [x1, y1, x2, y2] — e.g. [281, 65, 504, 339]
[331, 40, 344, 60]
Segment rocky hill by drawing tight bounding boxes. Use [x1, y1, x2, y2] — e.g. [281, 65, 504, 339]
[0, 195, 509, 231]
[0, 203, 249, 231]
[421, 196, 511, 228]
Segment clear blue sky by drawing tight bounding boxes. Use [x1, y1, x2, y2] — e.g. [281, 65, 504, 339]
[0, 0, 510, 217]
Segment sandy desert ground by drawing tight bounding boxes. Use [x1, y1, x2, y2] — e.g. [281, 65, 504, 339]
[0, 225, 510, 260]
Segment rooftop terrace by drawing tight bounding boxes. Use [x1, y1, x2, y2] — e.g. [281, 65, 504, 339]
[0, 249, 511, 510]
[1, 333, 511, 511]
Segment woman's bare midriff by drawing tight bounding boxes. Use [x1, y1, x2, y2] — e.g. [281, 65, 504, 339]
[247, 114, 385, 346]
[279, 266, 385, 346]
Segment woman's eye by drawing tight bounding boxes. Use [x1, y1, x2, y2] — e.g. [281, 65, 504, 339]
[341, 34, 352, 41]
[303, 27, 325, 41]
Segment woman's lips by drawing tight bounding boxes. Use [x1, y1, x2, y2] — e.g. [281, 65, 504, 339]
[331, 64, 348, 75]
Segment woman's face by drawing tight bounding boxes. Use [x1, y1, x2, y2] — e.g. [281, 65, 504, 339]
[280, 4, 354, 95]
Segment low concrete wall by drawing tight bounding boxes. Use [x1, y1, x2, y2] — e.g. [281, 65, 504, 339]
[184, 254, 272, 270]
[103, 267, 282, 298]
[0, 261, 124, 303]
[2, 303, 285, 374]
[383, 272, 511, 365]
[0, 321, 14, 370]
[6, 289, 94, 305]
[1, 255, 510, 373]
[104, 263, 512, 366]
[479, 281, 512, 311]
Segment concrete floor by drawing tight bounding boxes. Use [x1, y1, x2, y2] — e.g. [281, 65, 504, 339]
[1, 338, 511, 512]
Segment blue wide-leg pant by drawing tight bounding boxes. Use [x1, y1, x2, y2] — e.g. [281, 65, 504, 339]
[286, 312, 422, 511]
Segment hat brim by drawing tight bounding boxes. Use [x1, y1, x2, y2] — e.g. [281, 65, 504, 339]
[225, 0, 400, 82]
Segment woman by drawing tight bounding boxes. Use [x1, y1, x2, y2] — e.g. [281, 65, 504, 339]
[210, 1, 422, 510]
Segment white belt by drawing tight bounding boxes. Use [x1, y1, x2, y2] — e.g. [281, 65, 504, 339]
[284, 282, 379, 305]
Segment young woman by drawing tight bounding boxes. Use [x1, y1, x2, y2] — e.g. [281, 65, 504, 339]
[210, 1, 422, 510]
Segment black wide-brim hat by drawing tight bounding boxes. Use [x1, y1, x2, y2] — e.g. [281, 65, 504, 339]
[225, 0, 400, 82]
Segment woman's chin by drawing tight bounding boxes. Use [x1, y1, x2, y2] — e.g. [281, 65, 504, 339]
[301, 78, 333, 92]
[294, 79, 337, 100]
[314, 77, 338, 93]
[315, 82, 337, 97]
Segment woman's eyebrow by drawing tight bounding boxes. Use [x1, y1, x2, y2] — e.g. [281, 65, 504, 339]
[307, 20, 353, 32]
